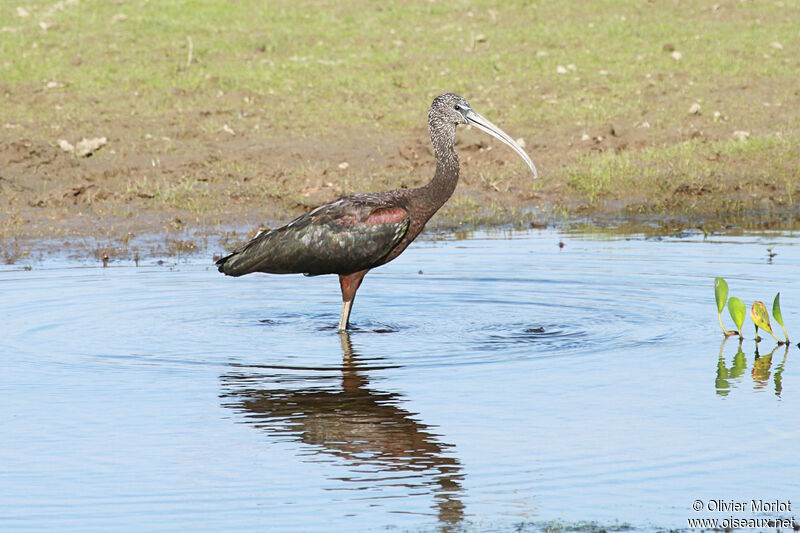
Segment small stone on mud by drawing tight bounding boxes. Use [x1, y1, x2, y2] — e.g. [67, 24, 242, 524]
[515, 137, 526, 148]
[688, 102, 701, 115]
[671, 50, 682, 61]
[111, 13, 127, 23]
[770, 41, 783, 50]
[75, 137, 107, 157]
[732, 130, 750, 141]
[556, 65, 567, 74]
[581, 133, 590, 141]
[222, 124, 235, 135]
[58, 139, 75, 152]
[16, 6, 30, 17]
[338, 161, 349, 170]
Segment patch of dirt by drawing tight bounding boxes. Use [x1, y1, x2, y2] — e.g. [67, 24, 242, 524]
[2, 85, 800, 263]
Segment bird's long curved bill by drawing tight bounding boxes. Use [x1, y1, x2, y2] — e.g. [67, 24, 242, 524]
[465, 109, 538, 179]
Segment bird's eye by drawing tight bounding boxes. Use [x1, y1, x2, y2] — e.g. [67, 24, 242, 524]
[454, 104, 464, 111]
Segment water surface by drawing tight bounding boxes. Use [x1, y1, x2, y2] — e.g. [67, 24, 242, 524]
[2, 229, 799, 531]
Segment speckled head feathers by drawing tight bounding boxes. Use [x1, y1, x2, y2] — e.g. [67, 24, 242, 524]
[427, 92, 537, 179]
[429, 93, 472, 127]
[427, 93, 471, 158]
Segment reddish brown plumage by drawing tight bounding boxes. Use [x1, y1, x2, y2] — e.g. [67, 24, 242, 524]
[339, 269, 368, 303]
[365, 207, 408, 226]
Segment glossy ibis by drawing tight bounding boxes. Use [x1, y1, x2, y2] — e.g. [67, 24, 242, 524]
[216, 93, 537, 330]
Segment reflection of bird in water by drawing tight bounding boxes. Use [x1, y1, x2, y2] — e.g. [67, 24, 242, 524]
[219, 332, 465, 528]
[767, 247, 777, 263]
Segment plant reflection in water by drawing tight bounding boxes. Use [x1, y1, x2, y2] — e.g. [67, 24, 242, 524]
[716, 337, 789, 397]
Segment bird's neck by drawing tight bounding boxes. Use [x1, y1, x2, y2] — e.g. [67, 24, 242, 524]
[417, 122, 459, 216]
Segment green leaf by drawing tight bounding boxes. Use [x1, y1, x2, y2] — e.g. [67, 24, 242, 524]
[773, 292, 789, 342]
[751, 301, 773, 332]
[773, 293, 784, 327]
[728, 297, 746, 332]
[714, 277, 728, 313]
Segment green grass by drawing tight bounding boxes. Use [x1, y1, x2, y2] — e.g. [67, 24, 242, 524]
[2, 0, 800, 248]
[3, 0, 799, 132]
[563, 136, 800, 212]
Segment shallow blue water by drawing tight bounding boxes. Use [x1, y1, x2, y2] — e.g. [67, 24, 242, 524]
[1, 229, 799, 531]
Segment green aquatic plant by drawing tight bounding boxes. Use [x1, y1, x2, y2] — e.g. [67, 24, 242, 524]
[773, 293, 790, 343]
[751, 301, 782, 343]
[714, 277, 735, 336]
[714, 278, 793, 344]
[727, 297, 746, 338]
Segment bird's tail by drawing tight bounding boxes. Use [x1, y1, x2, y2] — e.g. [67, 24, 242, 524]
[216, 228, 277, 276]
[218, 248, 264, 276]
[215, 252, 238, 275]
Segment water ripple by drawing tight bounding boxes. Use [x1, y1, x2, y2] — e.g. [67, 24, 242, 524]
[2, 230, 800, 532]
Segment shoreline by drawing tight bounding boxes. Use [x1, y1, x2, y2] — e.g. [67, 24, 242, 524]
[4, 208, 799, 267]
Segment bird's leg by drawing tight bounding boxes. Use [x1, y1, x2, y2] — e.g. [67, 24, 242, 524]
[338, 301, 353, 332]
[338, 269, 368, 331]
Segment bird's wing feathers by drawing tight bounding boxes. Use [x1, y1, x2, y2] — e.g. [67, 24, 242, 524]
[217, 194, 409, 276]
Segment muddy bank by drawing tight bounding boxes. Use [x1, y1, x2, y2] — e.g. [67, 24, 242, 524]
[3, 0, 800, 263]
[2, 119, 800, 265]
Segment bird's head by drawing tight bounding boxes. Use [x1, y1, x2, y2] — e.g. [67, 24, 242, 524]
[429, 93, 473, 126]
[429, 92, 537, 179]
